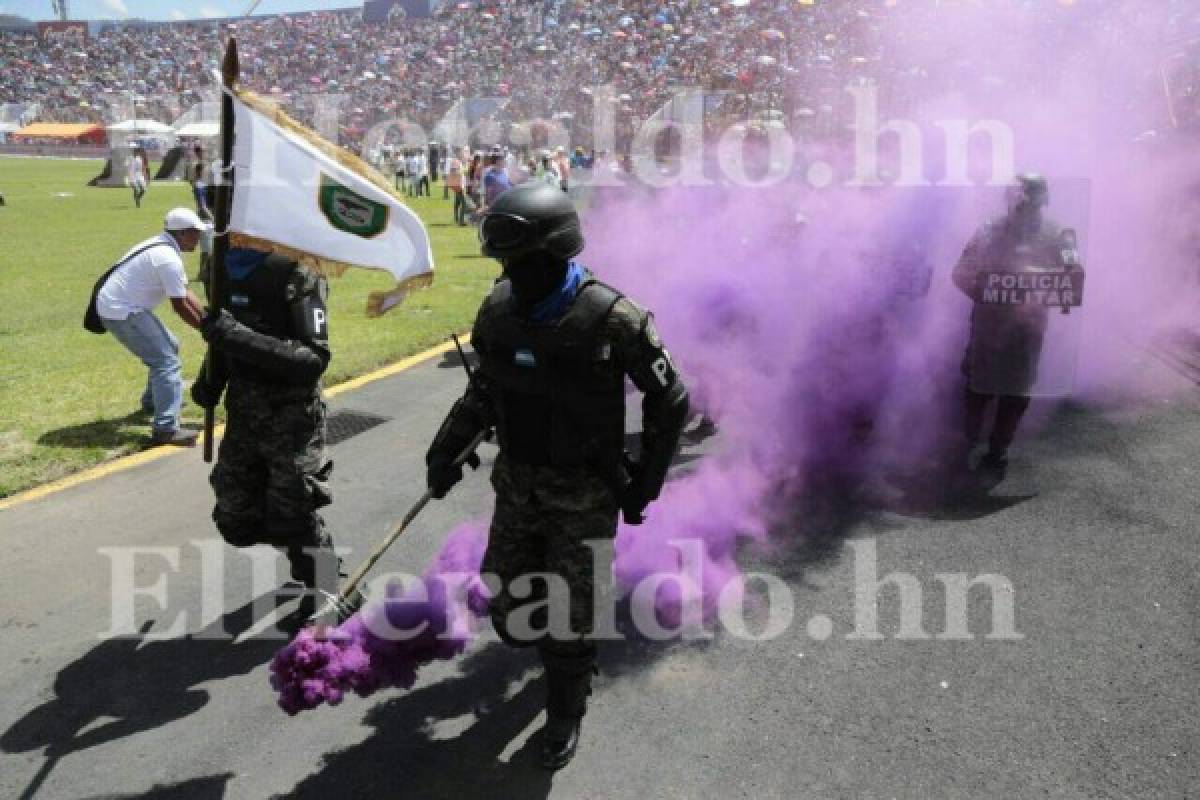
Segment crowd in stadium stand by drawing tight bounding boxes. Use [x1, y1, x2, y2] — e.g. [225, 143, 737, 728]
[1, 0, 1197, 155]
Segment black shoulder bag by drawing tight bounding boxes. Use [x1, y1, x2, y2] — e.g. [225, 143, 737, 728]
[83, 242, 169, 334]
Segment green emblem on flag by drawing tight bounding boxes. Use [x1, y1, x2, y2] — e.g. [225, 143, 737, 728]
[318, 174, 388, 238]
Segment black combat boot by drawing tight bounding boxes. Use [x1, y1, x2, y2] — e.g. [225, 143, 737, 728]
[540, 663, 593, 769]
[540, 714, 582, 770]
[977, 450, 1009, 482]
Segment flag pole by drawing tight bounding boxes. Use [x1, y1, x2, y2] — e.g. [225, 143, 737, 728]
[204, 38, 239, 463]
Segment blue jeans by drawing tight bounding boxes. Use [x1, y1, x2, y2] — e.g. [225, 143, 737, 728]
[103, 310, 183, 433]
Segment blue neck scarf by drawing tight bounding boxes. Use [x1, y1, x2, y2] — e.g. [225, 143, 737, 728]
[226, 248, 269, 280]
[528, 261, 585, 323]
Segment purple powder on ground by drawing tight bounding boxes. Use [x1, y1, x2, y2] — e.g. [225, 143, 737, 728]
[269, 522, 490, 715]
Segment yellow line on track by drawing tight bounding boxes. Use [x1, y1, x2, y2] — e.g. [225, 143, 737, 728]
[323, 339, 456, 397]
[0, 337, 460, 512]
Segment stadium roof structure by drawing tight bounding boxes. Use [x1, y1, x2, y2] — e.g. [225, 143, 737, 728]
[12, 122, 104, 139]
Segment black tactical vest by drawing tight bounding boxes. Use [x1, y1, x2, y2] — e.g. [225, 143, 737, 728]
[224, 255, 304, 384]
[226, 256, 297, 338]
[472, 276, 627, 471]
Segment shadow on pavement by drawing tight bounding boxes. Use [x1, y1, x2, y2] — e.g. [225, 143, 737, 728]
[278, 642, 553, 800]
[761, 447, 1040, 579]
[878, 466, 1039, 522]
[276, 390, 1179, 797]
[1, 594, 299, 800]
[79, 773, 235, 800]
[279, 608, 702, 800]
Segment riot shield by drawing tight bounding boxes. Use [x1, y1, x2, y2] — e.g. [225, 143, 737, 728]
[960, 178, 1090, 398]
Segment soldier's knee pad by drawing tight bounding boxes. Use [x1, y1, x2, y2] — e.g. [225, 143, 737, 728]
[263, 515, 326, 549]
[213, 510, 260, 548]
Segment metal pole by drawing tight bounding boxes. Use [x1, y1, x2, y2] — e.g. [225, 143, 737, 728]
[310, 429, 490, 626]
[203, 38, 238, 463]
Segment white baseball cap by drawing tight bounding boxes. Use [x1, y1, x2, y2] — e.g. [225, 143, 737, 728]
[164, 207, 208, 232]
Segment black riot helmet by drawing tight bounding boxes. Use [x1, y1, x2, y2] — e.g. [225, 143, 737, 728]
[478, 182, 584, 262]
[1007, 173, 1049, 213]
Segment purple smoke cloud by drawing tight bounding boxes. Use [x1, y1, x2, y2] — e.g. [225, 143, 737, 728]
[272, 0, 1200, 712]
[587, 0, 1200, 626]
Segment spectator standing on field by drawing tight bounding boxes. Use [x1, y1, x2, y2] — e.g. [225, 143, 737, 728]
[482, 152, 512, 208]
[539, 154, 562, 189]
[127, 146, 148, 208]
[446, 152, 466, 225]
[413, 150, 430, 197]
[398, 151, 412, 194]
[403, 150, 417, 196]
[191, 164, 212, 222]
[191, 164, 215, 300]
[428, 141, 441, 183]
[553, 146, 571, 193]
[466, 151, 484, 210]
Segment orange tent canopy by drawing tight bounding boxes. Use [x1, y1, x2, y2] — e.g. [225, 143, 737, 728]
[13, 122, 106, 142]
[14, 122, 104, 137]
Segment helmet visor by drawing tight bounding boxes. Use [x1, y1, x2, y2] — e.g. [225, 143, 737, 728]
[479, 213, 535, 251]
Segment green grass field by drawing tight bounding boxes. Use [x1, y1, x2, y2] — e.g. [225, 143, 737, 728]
[0, 157, 496, 497]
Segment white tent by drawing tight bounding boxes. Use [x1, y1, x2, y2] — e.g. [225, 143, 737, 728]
[175, 121, 219, 138]
[107, 118, 173, 134]
[106, 118, 175, 157]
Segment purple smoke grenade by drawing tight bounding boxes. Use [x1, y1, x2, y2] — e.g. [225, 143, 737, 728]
[269, 523, 490, 715]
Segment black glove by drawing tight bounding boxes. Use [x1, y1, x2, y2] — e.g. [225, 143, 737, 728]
[427, 451, 481, 500]
[620, 457, 650, 526]
[200, 308, 237, 343]
[190, 377, 221, 410]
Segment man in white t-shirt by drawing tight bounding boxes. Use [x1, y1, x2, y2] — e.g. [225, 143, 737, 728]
[97, 207, 208, 445]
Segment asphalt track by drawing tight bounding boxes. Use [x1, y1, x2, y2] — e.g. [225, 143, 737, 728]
[1, 339, 1198, 800]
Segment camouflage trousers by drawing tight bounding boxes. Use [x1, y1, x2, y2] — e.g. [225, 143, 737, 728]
[483, 456, 619, 717]
[209, 379, 333, 555]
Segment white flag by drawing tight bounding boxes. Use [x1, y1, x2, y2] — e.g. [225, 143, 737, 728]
[226, 87, 433, 311]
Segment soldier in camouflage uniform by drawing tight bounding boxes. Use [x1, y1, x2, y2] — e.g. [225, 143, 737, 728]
[425, 183, 689, 770]
[190, 247, 340, 593]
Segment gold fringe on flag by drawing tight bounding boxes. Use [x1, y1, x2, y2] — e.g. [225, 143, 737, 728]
[233, 86, 407, 204]
[366, 273, 436, 318]
[229, 231, 435, 317]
